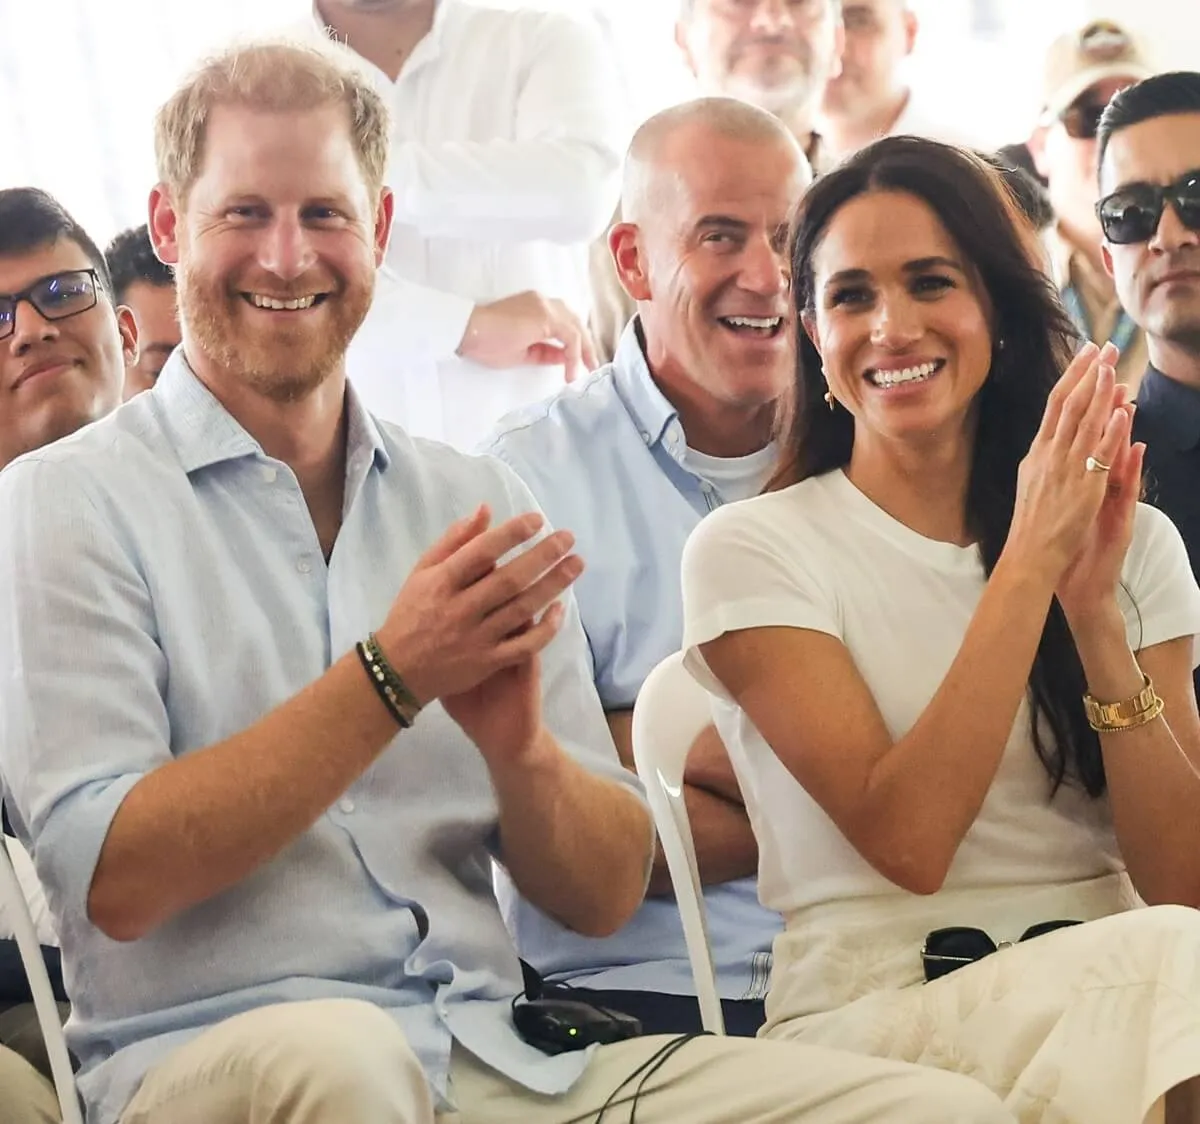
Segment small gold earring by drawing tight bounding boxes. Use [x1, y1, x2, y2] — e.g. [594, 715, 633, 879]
[824, 390, 835, 411]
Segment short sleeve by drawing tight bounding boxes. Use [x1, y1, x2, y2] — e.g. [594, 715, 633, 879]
[1121, 503, 1200, 666]
[680, 495, 839, 701]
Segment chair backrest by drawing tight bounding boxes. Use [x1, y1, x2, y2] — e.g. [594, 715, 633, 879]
[0, 837, 82, 1124]
[631, 651, 725, 1035]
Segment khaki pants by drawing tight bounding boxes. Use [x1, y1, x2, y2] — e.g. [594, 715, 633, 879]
[0, 1044, 59, 1124]
[119, 998, 1014, 1124]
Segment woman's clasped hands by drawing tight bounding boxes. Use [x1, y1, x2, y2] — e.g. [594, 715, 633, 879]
[1009, 340, 1143, 625]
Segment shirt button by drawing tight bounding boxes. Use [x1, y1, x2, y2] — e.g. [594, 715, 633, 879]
[296, 557, 313, 574]
[639, 430, 650, 445]
[337, 797, 356, 814]
[261, 465, 278, 483]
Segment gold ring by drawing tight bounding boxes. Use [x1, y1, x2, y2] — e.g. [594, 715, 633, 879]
[1085, 456, 1112, 473]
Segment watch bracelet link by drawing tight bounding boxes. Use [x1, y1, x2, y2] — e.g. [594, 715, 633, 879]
[1083, 673, 1164, 733]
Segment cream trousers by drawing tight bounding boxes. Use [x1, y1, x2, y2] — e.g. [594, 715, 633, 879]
[117, 997, 1015, 1124]
[765, 877, 1200, 1124]
[0, 1044, 58, 1124]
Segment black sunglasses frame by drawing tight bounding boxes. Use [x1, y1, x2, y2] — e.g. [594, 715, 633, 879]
[0, 268, 104, 341]
[921, 920, 1081, 983]
[1096, 169, 1200, 246]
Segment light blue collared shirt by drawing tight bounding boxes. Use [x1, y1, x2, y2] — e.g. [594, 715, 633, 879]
[0, 355, 641, 1124]
[480, 320, 782, 1000]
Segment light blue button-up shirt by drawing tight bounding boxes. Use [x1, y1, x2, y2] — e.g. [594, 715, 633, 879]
[0, 355, 640, 1124]
[480, 319, 782, 1000]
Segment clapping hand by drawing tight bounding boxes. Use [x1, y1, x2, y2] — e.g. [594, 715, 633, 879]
[375, 505, 583, 763]
[1056, 374, 1143, 628]
[1007, 342, 1137, 600]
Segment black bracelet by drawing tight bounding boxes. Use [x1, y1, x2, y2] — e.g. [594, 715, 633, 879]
[355, 633, 423, 729]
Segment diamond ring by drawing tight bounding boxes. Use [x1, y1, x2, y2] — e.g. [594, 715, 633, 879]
[1085, 456, 1112, 473]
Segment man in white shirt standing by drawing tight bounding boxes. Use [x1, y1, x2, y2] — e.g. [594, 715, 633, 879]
[817, 0, 976, 162]
[315, 0, 621, 449]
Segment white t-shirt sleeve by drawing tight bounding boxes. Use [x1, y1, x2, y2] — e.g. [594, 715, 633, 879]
[680, 495, 839, 700]
[1120, 503, 1200, 665]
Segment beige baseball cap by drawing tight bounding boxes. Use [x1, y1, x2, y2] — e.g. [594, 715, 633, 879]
[1042, 19, 1155, 118]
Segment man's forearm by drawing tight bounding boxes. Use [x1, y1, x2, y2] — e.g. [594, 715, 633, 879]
[647, 785, 757, 897]
[88, 652, 398, 941]
[606, 711, 752, 889]
[492, 730, 653, 938]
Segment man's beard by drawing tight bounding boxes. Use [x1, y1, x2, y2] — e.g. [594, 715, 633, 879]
[722, 42, 819, 117]
[176, 262, 372, 403]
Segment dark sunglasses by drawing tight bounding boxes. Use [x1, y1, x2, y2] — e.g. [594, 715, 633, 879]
[1096, 168, 1200, 245]
[1059, 102, 1106, 141]
[0, 268, 103, 341]
[921, 920, 1081, 982]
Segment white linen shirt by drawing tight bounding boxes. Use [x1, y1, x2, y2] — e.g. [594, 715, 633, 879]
[0, 353, 642, 1124]
[311, 1, 625, 449]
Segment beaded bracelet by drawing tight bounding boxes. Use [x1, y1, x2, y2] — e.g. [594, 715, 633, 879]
[356, 632, 423, 729]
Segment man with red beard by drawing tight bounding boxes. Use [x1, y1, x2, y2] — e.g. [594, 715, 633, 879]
[0, 38, 1018, 1124]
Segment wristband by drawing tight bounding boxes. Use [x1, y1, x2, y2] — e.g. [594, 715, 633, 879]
[356, 633, 424, 729]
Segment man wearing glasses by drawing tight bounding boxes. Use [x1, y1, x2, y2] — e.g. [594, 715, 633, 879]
[0, 186, 137, 1122]
[1098, 71, 1200, 701]
[1028, 19, 1155, 388]
[0, 188, 134, 472]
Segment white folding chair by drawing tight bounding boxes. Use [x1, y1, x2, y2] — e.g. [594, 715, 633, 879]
[631, 651, 726, 1036]
[0, 836, 81, 1124]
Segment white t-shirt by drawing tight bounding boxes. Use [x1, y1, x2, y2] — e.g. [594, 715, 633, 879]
[681, 469, 1200, 918]
[682, 442, 779, 504]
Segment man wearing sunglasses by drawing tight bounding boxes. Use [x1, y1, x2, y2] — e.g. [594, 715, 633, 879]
[1029, 19, 1155, 388]
[0, 188, 135, 473]
[1098, 71, 1200, 701]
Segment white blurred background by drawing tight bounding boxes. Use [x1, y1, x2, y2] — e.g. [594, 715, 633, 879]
[0, 0, 1195, 244]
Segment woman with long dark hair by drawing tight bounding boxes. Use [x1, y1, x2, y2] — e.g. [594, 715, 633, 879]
[680, 136, 1200, 1122]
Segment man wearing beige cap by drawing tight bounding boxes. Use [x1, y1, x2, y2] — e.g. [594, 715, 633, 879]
[1028, 19, 1156, 386]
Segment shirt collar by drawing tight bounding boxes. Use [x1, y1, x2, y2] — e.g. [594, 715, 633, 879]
[312, 0, 453, 82]
[1137, 365, 1200, 452]
[611, 318, 684, 454]
[152, 351, 390, 477]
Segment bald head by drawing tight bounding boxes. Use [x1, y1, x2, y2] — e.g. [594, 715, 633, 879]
[622, 97, 811, 223]
[607, 99, 807, 457]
